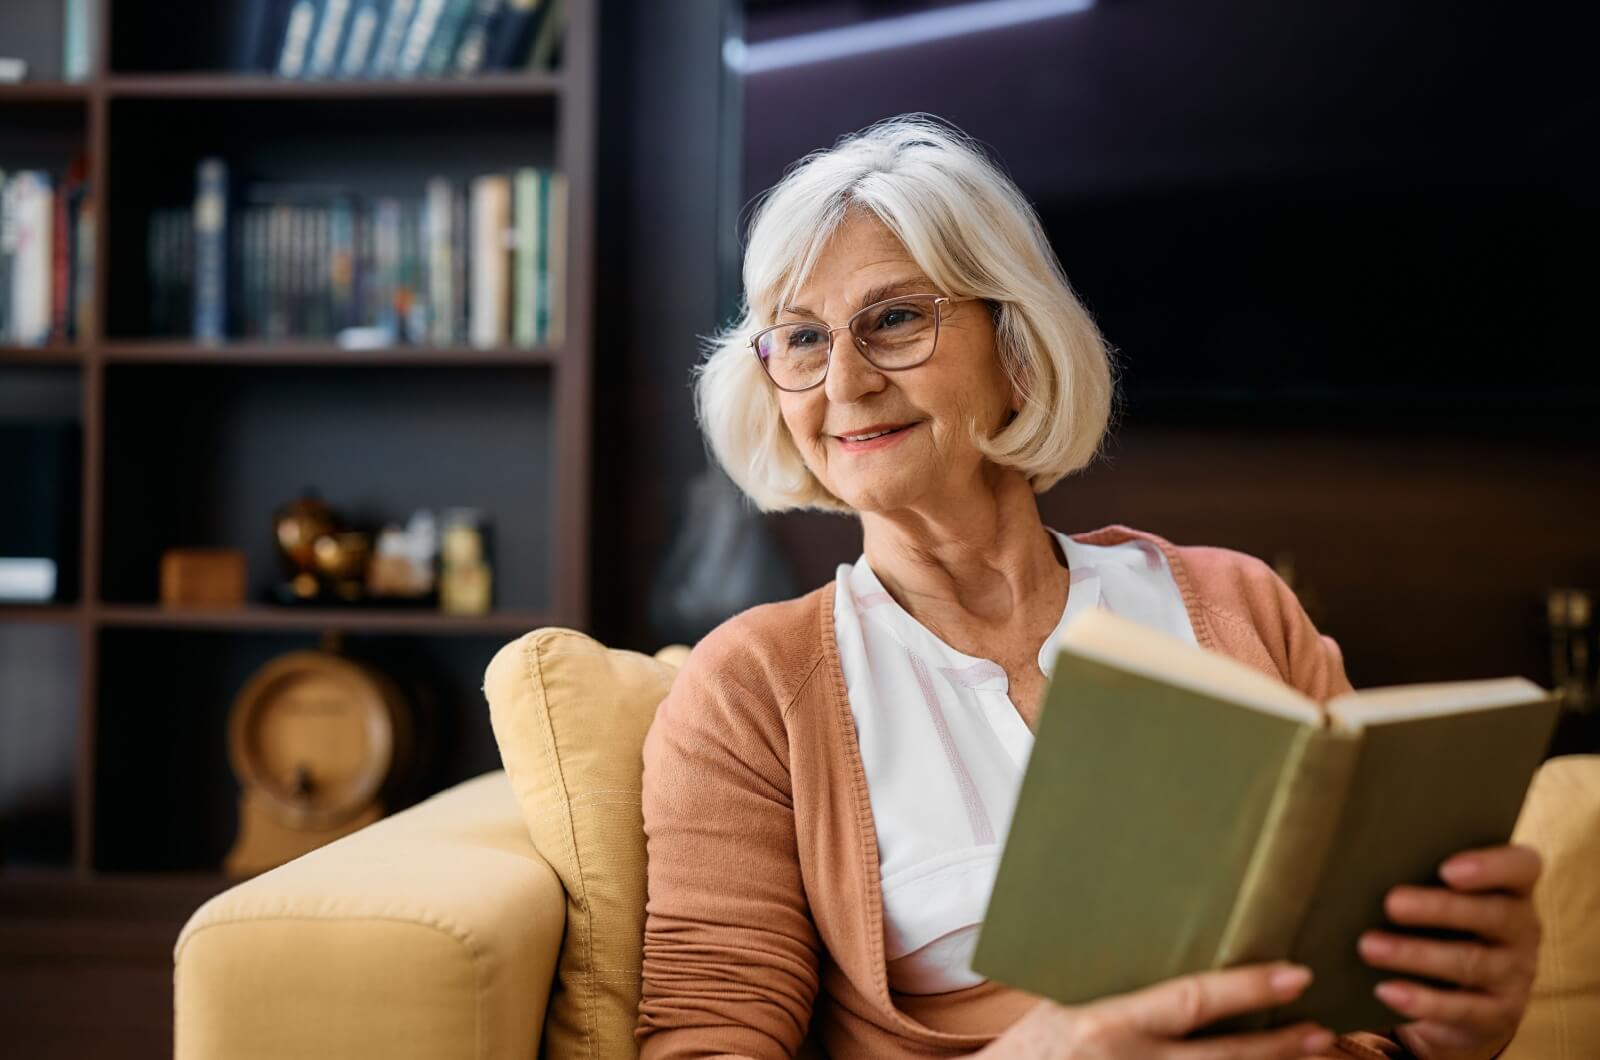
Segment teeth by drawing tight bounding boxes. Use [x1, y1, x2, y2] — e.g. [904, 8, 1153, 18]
[845, 428, 897, 441]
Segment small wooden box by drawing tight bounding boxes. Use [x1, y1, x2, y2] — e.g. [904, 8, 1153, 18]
[160, 548, 248, 607]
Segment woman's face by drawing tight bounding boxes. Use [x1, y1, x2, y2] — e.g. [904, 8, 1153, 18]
[773, 211, 1016, 514]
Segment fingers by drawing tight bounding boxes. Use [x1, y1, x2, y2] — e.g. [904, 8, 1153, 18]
[1172, 1021, 1335, 1060]
[1383, 885, 1541, 947]
[1358, 930, 1531, 990]
[1439, 844, 1542, 896]
[1373, 978, 1522, 1040]
[1118, 962, 1315, 1038]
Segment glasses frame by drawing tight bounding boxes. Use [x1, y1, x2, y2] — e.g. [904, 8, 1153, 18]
[748, 293, 975, 393]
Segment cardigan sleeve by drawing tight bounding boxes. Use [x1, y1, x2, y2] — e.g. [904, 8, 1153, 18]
[634, 623, 822, 1060]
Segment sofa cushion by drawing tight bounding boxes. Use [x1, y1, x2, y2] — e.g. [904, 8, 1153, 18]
[1503, 754, 1600, 1059]
[484, 630, 679, 1060]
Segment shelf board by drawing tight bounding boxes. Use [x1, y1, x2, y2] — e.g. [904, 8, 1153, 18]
[0, 82, 91, 103]
[103, 72, 563, 100]
[95, 603, 548, 636]
[0, 344, 86, 365]
[0, 603, 83, 624]
[101, 339, 562, 366]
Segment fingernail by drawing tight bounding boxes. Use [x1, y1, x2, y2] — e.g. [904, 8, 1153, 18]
[1302, 1028, 1335, 1053]
[1359, 932, 1395, 958]
[1271, 964, 1312, 994]
[1442, 858, 1478, 885]
[1375, 981, 1412, 1007]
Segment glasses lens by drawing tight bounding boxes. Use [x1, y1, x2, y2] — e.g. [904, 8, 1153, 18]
[757, 324, 831, 389]
[853, 297, 939, 369]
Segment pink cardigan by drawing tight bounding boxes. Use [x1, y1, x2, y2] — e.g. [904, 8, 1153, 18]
[636, 523, 1400, 1059]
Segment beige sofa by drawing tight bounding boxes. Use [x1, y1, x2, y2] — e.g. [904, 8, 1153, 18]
[173, 630, 1600, 1058]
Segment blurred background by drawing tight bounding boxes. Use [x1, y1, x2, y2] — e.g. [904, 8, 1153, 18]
[1, 0, 1596, 1054]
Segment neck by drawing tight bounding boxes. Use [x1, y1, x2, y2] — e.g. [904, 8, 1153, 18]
[859, 466, 1065, 626]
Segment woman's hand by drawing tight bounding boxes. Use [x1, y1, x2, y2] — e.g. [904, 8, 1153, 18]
[976, 962, 1335, 1059]
[1358, 844, 1543, 1060]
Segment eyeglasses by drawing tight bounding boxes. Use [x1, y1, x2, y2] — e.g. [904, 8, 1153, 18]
[749, 293, 974, 392]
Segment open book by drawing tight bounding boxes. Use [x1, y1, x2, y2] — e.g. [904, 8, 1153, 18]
[970, 607, 1561, 1034]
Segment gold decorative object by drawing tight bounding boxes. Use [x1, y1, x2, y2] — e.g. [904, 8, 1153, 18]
[273, 492, 339, 601]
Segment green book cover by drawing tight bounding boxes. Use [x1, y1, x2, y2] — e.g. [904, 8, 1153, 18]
[970, 608, 1560, 1035]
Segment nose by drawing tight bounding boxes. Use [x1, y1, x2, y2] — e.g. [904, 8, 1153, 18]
[823, 332, 886, 404]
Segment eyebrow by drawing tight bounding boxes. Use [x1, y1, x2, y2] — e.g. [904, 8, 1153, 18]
[781, 278, 935, 320]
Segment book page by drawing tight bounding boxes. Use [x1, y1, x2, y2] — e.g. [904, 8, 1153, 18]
[1058, 608, 1323, 726]
[1327, 677, 1551, 731]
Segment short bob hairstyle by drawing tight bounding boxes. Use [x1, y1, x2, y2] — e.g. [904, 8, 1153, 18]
[697, 114, 1119, 513]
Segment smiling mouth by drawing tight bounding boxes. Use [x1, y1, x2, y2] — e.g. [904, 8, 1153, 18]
[836, 423, 914, 442]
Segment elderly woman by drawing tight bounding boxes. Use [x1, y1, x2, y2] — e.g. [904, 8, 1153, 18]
[634, 117, 1542, 1060]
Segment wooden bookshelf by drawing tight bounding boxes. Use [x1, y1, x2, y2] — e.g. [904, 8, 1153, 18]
[0, 0, 598, 906]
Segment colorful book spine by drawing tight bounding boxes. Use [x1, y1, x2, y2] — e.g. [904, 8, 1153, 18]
[193, 158, 229, 342]
[512, 167, 540, 348]
[73, 195, 95, 342]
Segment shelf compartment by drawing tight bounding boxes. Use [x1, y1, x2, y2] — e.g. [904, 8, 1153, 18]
[92, 627, 509, 873]
[100, 362, 554, 613]
[0, 622, 79, 871]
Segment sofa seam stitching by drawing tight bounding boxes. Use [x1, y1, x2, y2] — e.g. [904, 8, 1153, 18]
[522, 635, 597, 1060]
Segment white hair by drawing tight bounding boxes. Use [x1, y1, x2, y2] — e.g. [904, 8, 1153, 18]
[696, 114, 1120, 513]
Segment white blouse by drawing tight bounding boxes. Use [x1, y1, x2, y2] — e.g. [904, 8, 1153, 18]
[833, 528, 1198, 995]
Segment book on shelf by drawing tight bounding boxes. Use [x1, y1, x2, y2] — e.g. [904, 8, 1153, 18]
[0, 160, 95, 347]
[469, 173, 510, 347]
[241, 0, 561, 78]
[145, 165, 563, 348]
[970, 606, 1561, 1035]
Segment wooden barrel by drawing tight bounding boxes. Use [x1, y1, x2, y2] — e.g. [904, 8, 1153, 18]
[227, 650, 413, 830]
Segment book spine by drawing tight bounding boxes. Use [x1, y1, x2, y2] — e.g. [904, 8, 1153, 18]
[73, 195, 94, 342]
[485, 0, 542, 70]
[425, 178, 452, 345]
[452, 0, 503, 75]
[193, 158, 228, 342]
[396, 0, 448, 77]
[14, 173, 53, 346]
[51, 183, 70, 342]
[307, 0, 353, 78]
[525, 0, 563, 70]
[0, 172, 12, 342]
[512, 167, 537, 347]
[422, 0, 475, 75]
[64, 0, 92, 81]
[368, 0, 417, 77]
[1212, 727, 1361, 976]
[338, 0, 385, 77]
[451, 184, 469, 344]
[469, 174, 509, 348]
[544, 170, 565, 346]
[276, 0, 320, 79]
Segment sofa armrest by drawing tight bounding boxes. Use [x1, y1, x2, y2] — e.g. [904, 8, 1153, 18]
[175, 770, 564, 1060]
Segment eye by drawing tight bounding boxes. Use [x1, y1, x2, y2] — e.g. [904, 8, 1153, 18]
[787, 326, 825, 349]
[873, 305, 924, 331]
